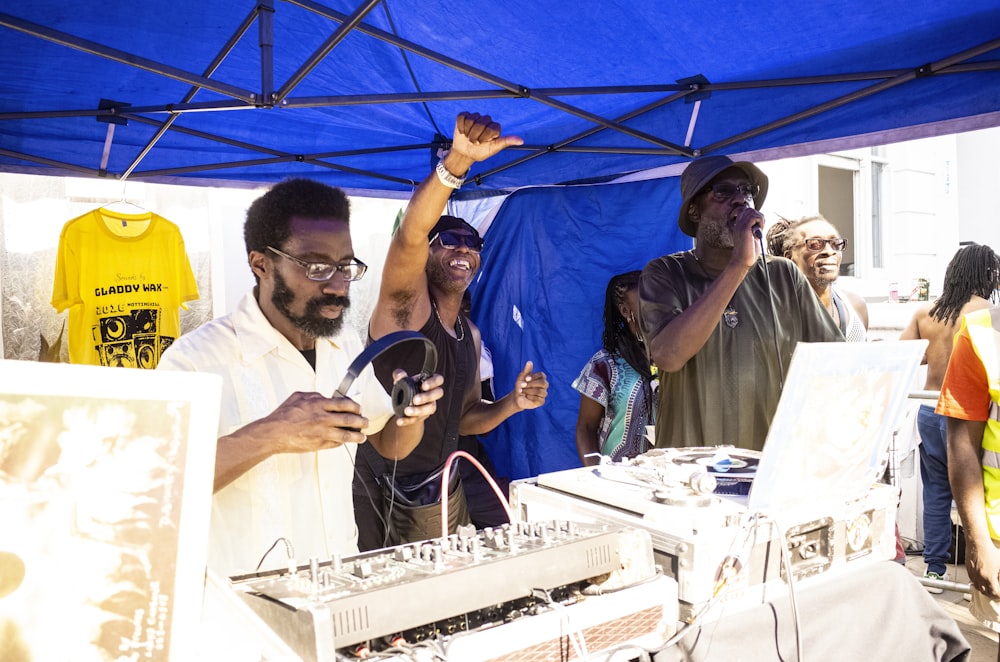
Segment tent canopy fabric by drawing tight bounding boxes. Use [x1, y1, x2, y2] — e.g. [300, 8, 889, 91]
[1, 1, 999, 196]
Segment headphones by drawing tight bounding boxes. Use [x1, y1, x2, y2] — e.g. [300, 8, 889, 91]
[335, 330, 438, 417]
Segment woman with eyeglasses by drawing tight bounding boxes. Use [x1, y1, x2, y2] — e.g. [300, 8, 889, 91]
[766, 214, 868, 342]
[573, 271, 657, 466]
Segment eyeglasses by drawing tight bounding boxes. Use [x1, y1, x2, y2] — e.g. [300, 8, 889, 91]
[429, 230, 484, 253]
[266, 246, 367, 282]
[701, 182, 759, 202]
[799, 237, 848, 252]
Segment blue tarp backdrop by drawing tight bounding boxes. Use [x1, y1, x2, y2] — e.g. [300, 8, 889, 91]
[470, 178, 688, 479]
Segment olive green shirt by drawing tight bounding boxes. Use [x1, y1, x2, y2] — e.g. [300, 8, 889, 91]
[639, 252, 844, 451]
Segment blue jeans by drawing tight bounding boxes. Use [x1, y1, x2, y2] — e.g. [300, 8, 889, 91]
[918, 405, 953, 575]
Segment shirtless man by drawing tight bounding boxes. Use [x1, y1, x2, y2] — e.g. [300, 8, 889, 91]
[900, 243, 1000, 589]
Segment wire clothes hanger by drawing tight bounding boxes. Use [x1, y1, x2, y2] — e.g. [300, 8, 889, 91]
[98, 179, 149, 215]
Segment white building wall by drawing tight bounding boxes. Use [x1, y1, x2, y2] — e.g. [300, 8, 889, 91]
[757, 126, 1000, 302]
[956, 129, 1000, 245]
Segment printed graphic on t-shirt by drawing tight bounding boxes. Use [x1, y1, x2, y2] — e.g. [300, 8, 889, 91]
[92, 308, 174, 368]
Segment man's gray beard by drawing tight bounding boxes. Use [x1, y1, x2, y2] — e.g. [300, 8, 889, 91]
[697, 214, 735, 250]
[271, 269, 349, 338]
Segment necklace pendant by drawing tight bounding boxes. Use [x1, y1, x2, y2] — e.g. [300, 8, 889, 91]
[723, 306, 739, 328]
[432, 299, 465, 341]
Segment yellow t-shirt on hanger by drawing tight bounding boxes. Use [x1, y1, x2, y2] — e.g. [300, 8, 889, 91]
[51, 208, 199, 368]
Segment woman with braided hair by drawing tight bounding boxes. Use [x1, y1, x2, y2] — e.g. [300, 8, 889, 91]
[573, 271, 657, 466]
[901, 242, 1000, 590]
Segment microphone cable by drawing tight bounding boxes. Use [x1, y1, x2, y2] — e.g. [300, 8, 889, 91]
[754, 227, 784, 393]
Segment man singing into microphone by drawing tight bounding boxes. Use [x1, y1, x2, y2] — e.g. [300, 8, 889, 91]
[638, 156, 843, 452]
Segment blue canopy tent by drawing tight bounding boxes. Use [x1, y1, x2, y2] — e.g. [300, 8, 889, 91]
[2, 0, 1000, 477]
[2, 1, 998, 191]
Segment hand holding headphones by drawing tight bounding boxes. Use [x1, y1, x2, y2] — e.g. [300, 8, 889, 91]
[335, 330, 439, 418]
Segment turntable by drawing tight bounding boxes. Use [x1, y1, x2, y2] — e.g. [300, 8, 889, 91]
[511, 340, 927, 620]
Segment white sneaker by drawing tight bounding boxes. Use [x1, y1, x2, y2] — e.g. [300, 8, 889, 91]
[923, 571, 946, 594]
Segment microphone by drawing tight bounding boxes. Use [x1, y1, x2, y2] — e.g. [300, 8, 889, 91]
[737, 203, 763, 240]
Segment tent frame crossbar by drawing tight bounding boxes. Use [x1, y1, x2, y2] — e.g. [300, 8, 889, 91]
[119, 3, 266, 181]
[285, 0, 692, 155]
[2, 55, 998, 123]
[0, 10, 255, 103]
[2, 56, 997, 123]
[273, 0, 381, 104]
[703, 37, 1000, 155]
[0, 4, 998, 186]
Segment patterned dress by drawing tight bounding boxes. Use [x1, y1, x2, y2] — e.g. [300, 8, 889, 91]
[573, 349, 655, 462]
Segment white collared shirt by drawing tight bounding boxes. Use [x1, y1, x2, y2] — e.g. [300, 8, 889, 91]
[158, 291, 392, 576]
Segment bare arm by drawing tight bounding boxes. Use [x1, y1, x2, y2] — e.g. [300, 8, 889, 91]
[367, 371, 444, 460]
[898, 308, 922, 341]
[370, 113, 523, 338]
[648, 263, 749, 371]
[460, 360, 549, 435]
[898, 306, 929, 365]
[648, 208, 761, 372]
[575, 395, 605, 466]
[455, 316, 548, 434]
[948, 417, 1000, 597]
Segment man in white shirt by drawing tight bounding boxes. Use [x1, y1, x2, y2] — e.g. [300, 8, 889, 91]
[159, 178, 442, 576]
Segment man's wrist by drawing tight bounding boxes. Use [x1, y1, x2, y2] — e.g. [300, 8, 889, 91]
[505, 390, 525, 414]
[441, 151, 473, 177]
[435, 160, 466, 189]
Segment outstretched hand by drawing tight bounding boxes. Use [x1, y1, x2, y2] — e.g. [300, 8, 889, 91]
[511, 360, 548, 411]
[449, 112, 523, 165]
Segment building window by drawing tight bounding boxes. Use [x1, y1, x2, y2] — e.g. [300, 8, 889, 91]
[870, 157, 886, 269]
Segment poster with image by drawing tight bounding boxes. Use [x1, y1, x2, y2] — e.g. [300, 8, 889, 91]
[747, 340, 926, 516]
[0, 361, 219, 661]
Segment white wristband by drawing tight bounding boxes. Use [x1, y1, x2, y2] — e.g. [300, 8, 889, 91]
[435, 160, 466, 189]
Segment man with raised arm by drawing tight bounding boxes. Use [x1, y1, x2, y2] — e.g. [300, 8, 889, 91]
[354, 112, 549, 550]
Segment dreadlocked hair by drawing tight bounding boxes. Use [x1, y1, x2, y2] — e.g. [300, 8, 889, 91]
[765, 215, 826, 257]
[602, 271, 651, 377]
[765, 218, 793, 256]
[928, 243, 1000, 326]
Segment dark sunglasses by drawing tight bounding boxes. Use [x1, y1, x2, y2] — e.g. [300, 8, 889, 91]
[799, 237, 848, 252]
[701, 182, 759, 202]
[429, 230, 484, 253]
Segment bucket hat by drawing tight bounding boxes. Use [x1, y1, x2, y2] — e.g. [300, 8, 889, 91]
[677, 156, 768, 237]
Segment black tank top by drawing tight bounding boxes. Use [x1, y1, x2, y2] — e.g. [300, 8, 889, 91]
[365, 309, 478, 476]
